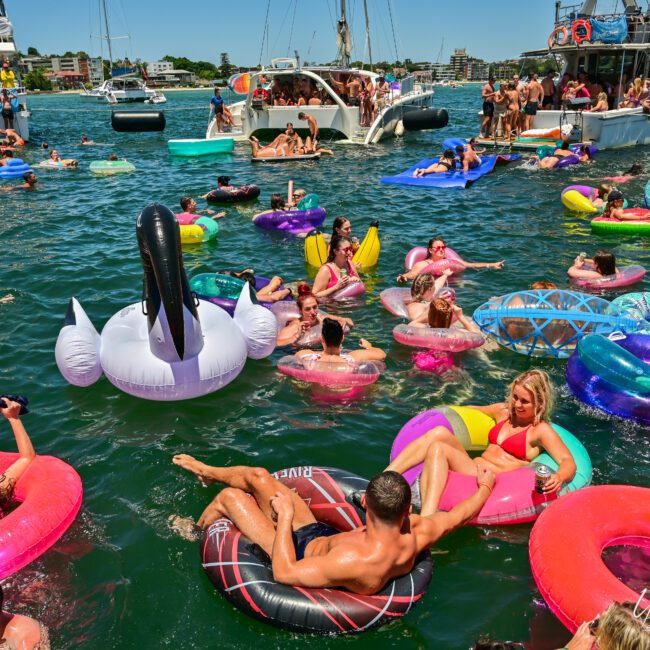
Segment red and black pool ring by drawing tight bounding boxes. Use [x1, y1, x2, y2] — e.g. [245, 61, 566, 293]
[205, 185, 261, 204]
[201, 466, 433, 634]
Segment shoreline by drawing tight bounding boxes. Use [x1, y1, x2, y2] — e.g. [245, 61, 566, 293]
[28, 85, 209, 96]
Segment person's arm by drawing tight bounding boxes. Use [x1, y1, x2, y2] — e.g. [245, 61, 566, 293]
[312, 265, 348, 297]
[466, 402, 506, 418]
[397, 260, 427, 282]
[459, 257, 505, 269]
[557, 622, 596, 650]
[276, 319, 308, 347]
[1, 399, 36, 485]
[451, 305, 481, 333]
[319, 313, 353, 328]
[349, 339, 386, 362]
[567, 257, 602, 279]
[418, 466, 495, 546]
[270, 491, 362, 588]
[617, 209, 648, 221]
[534, 423, 577, 493]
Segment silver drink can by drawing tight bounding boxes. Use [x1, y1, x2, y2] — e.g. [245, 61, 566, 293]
[535, 465, 552, 494]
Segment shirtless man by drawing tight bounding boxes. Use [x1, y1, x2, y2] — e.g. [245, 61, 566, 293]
[374, 76, 391, 118]
[298, 112, 319, 145]
[541, 71, 556, 110]
[523, 73, 544, 131]
[457, 142, 481, 172]
[173, 456, 494, 594]
[348, 74, 361, 106]
[0, 171, 37, 191]
[0, 587, 48, 650]
[480, 77, 496, 138]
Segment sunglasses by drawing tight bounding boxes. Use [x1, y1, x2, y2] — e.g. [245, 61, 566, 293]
[339, 247, 352, 253]
[432, 245, 446, 252]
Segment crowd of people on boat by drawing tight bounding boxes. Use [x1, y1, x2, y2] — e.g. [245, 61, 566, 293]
[480, 69, 650, 139]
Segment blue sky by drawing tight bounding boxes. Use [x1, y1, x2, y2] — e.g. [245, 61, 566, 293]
[10, 0, 566, 65]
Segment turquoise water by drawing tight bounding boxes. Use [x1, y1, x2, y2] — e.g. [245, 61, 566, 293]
[1, 87, 649, 649]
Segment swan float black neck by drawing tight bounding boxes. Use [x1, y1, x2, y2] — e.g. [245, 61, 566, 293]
[136, 203, 201, 361]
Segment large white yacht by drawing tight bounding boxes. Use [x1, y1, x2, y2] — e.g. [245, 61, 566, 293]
[207, 2, 439, 145]
[80, 76, 156, 103]
[0, 0, 29, 141]
[482, 0, 650, 150]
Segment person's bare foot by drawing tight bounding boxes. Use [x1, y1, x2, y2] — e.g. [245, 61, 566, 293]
[172, 454, 215, 485]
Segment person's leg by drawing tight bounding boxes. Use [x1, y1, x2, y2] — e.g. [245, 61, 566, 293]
[385, 425, 464, 473]
[419, 441, 478, 516]
[173, 455, 316, 527]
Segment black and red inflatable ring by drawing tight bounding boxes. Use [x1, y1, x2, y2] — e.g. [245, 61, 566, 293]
[201, 466, 433, 634]
[205, 185, 261, 204]
[571, 19, 592, 44]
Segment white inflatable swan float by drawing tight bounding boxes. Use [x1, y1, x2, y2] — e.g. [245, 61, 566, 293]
[55, 203, 277, 400]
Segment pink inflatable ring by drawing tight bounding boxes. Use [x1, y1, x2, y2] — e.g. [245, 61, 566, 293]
[570, 265, 646, 291]
[404, 246, 465, 277]
[393, 324, 484, 352]
[529, 485, 650, 632]
[277, 355, 381, 387]
[0, 453, 83, 579]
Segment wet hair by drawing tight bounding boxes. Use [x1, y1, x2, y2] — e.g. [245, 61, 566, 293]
[40, 142, 48, 149]
[594, 601, 650, 650]
[326, 235, 350, 263]
[332, 216, 351, 237]
[507, 369, 554, 425]
[560, 140, 570, 150]
[597, 183, 612, 199]
[593, 250, 616, 276]
[297, 111, 306, 119]
[296, 282, 318, 312]
[365, 471, 411, 523]
[321, 317, 344, 347]
[530, 281, 558, 290]
[108, 153, 118, 161]
[442, 148, 455, 160]
[410, 273, 435, 302]
[427, 298, 453, 329]
[597, 91, 608, 102]
[23, 171, 36, 183]
[238, 271, 256, 288]
[623, 162, 643, 176]
[455, 145, 464, 154]
[217, 175, 230, 186]
[580, 145, 591, 158]
[180, 196, 193, 211]
[2, 149, 11, 157]
[270, 193, 286, 210]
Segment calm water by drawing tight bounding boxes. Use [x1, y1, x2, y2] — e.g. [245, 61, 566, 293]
[1, 87, 649, 649]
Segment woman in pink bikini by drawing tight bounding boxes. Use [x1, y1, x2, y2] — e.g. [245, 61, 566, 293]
[385, 369, 576, 516]
[311, 235, 361, 298]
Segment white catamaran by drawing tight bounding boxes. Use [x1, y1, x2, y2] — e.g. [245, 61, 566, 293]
[207, 0, 440, 145]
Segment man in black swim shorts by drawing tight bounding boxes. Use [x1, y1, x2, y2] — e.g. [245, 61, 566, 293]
[480, 77, 496, 138]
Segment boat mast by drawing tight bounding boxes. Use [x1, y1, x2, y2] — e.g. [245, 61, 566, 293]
[363, 0, 373, 69]
[101, 0, 114, 73]
[337, 0, 352, 68]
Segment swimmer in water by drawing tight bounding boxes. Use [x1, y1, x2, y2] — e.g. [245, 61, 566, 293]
[0, 171, 37, 191]
[568, 250, 619, 280]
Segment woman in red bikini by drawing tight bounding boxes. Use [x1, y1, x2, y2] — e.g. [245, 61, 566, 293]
[385, 369, 576, 516]
[311, 235, 362, 298]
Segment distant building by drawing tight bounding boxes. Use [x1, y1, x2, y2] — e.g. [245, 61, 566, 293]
[430, 63, 455, 81]
[449, 48, 468, 79]
[493, 63, 518, 80]
[88, 57, 103, 85]
[467, 60, 489, 81]
[148, 69, 197, 86]
[45, 70, 86, 89]
[146, 60, 173, 76]
[20, 55, 103, 84]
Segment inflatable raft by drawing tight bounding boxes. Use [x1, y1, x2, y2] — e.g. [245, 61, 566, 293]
[304, 221, 381, 271]
[591, 209, 650, 235]
[167, 138, 234, 156]
[0, 453, 82, 579]
[89, 160, 135, 175]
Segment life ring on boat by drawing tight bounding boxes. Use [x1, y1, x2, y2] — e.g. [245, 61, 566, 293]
[529, 485, 650, 632]
[548, 25, 569, 48]
[571, 19, 592, 44]
[0, 453, 83, 579]
[390, 407, 592, 526]
[201, 466, 433, 633]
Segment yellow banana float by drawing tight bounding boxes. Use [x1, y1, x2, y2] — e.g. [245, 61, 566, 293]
[304, 220, 380, 271]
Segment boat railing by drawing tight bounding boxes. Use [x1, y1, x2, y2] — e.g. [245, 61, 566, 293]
[553, 5, 650, 44]
[399, 75, 415, 96]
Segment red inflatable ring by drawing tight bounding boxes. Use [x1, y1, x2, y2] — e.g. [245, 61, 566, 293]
[571, 19, 592, 44]
[201, 466, 433, 634]
[529, 485, 650, 632]
[548, 25, 569, 48]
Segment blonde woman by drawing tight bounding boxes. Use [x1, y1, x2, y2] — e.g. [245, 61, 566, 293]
[385, 370, 576, 516]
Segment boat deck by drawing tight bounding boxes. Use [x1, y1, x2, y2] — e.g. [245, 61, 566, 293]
[475, 137, 592, 151]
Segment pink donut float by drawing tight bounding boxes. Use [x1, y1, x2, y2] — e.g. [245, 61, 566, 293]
[570, 264, 646, 290]
[277, 355, 380, 387]
[404, 246, 465, 277]
[329, 280, 366, 301]
[393, 324, 484, 352]
[0, 453, 83, 579]
[529, 485, 650, 632]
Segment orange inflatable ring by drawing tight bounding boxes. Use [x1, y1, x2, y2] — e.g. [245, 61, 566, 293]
[529, 485, 650, 632]
[548, 25, 569, 48]
[571, 19, 592, 44]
